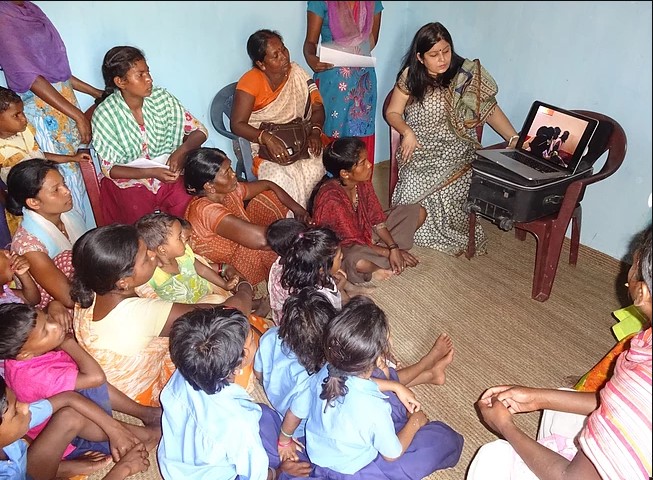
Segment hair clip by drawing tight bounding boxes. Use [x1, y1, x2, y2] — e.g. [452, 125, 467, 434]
[297, 232, 304, 239]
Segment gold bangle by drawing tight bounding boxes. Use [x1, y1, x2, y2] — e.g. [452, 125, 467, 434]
[311, 124, 323, 135]
[507, 134, 519, 147]
[257, 130, 266, 144]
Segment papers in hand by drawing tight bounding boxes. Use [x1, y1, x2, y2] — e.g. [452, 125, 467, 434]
[128, 154, 170, 170]
[318, 44, 376, 68]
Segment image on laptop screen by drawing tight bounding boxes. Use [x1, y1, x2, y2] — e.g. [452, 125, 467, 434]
[518, 104, 595, 170]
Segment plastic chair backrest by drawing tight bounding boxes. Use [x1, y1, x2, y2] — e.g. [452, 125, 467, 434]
[560, 110, 627, 196]
[209, 82, 255, 181]
[382, 88, 483, 204]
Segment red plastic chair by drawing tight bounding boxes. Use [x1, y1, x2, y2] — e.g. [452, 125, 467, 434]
[467, 110, 627, 301]
[382, 89, 483, 205]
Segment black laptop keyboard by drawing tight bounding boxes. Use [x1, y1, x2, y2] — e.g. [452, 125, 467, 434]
[504, 151, 560, 173]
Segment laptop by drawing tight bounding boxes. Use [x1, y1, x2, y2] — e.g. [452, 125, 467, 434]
[476, 101, 598, 181]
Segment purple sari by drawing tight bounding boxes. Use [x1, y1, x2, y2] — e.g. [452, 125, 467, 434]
[0, 1, 72, 93]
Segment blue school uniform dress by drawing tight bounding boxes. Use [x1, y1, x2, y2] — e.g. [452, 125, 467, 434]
[291, 365, 464, 480]
[157, 370, 271, 480]
[0, 399, 52, 480]
[254, 327, 313, 437]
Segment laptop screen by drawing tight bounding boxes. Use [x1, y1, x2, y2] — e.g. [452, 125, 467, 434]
[516, 101, 598, 172]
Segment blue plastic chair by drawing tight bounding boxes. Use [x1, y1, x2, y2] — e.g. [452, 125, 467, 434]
[210, 82, 256, 181]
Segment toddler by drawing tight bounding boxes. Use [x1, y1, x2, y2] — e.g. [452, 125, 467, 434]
[0, 86, 91, 234]
[135, 212, 238, 304]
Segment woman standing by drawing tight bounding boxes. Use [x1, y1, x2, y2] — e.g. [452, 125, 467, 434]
[303, 1, 383, 166]
[385, 22, 518, 256]
[0, 0, 100, 229]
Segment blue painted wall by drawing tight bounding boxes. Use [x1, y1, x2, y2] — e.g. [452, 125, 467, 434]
[2, 1, 650, 260]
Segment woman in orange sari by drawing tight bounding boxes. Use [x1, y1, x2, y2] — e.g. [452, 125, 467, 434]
[230, 29, 326, 208]
[184, 147, 312, 286]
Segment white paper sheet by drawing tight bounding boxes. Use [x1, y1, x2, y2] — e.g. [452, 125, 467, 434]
[318, 44, 376, 68]
[127, 154, 170, 169]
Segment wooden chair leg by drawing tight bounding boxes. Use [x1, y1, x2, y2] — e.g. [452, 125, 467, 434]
[466, 212, 476, 259]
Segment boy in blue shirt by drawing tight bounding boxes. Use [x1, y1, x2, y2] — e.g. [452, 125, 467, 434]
[158, 306, 313, 480]
[0, 374, 149, 480]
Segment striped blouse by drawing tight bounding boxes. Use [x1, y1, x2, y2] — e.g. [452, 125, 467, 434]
[579, 327, 652, 479]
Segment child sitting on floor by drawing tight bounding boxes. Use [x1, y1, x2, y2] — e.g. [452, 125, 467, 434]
[157, 305, 312, 479]
[0, 249, 39, 306]
[0, 374, 149, 480]
[0, 302, 161, 471]
[266, 219, 373, 324]
[268, 225, 343, 326]
[278, 296, 464, 479]
[255, 287, 443, 443]
[135, 212, 239, 304]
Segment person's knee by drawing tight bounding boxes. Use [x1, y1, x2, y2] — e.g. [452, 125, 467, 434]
[418, 205, 428, 226]
[49, 407, 86, 435]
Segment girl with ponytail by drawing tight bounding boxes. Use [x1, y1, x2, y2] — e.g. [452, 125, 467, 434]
[277, 296, 464, 479]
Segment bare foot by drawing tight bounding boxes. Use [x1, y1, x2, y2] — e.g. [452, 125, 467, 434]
[106, 444, 150, 479]
[371, 268, 394, 281]
[421, 333, 454, 369]
[428, 348, 454, 385]
[252, 296, 271, 318]
[344, 281, 376, 297]
[125, 423, 161, 452]
[56, 452, 112, 478]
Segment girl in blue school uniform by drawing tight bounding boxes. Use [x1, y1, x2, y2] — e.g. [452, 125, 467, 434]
[279, 296, 464, 480]
[254, 287, 338, 440]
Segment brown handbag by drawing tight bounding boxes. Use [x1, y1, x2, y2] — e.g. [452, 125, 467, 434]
[258, 118, 311, 165]
[258, 91, 312, 165]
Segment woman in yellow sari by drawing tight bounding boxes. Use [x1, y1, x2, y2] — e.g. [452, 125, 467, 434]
[71, 224, 254, 406]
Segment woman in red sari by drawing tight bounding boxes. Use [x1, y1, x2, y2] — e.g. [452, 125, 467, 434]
[311, 137, 426, 284]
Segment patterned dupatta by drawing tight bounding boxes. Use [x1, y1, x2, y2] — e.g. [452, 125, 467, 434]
[248, 63, 314, 158]
[444, 59, 498, 147]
